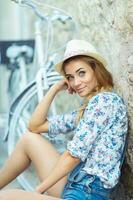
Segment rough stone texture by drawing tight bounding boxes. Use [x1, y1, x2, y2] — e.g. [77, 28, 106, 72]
[76, 0, 133, 199]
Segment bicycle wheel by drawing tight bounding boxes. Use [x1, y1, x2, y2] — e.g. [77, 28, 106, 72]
[8, 69, 22, 104]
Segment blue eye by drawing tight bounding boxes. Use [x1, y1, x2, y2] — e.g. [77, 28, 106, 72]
[79, 71, 85, 77]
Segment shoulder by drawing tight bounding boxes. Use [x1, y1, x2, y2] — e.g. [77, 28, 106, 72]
[84, 91, 127, 117]
[87, 91, 125, 107]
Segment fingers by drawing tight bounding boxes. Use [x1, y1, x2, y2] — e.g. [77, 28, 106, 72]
[67, 87, 76, 94]
[62, 83, 68, 90]
[63, 80, 76, 94]
[55, 79, 76, 94]
[35, 185, 44, 194]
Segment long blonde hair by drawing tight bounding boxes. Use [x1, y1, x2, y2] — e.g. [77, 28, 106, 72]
[63, 55, 114, 123]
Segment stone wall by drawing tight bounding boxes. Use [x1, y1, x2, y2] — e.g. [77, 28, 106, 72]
[77, 0, 133, 198]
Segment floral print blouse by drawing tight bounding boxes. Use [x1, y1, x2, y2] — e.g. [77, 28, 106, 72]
[48, 92, 128, 188]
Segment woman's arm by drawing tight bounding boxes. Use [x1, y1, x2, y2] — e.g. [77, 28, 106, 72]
[36, 150, 80, 194]
[28, 80, 68, 134]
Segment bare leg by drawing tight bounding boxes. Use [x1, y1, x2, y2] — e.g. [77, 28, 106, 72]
[0, 132, 67, 197]
[0, 135, 31, 188]
[0, 189, 61, 200]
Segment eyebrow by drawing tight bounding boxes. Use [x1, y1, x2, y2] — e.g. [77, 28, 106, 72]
[65, 68, 84, 76]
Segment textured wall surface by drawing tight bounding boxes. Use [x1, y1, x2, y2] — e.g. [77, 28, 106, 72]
[76, 0, 133, 198]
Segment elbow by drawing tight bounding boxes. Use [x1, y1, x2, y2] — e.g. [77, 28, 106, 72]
[28, 120, 48, 134]
[28, 121, 34, 132]
[28, 122, 39, 134]
[27, 126, 34, 133]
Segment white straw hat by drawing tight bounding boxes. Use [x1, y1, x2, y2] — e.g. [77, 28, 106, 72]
[55, 39, 108, 75]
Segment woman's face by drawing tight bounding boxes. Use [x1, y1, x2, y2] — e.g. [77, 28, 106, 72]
[64, 58, 98, 97]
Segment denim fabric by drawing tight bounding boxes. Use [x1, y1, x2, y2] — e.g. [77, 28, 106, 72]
[61, 162, 113, 200]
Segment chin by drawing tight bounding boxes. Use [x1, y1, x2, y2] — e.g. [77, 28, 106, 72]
[78, 90, 92, 97]
[78, 92, 88, 97]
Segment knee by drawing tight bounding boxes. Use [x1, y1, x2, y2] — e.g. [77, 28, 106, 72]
[0, 192, 8, 200]
[19, 131, 34, 141]
[18, 131, 42, 146]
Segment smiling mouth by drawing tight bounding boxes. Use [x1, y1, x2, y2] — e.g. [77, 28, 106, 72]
[76, 87, 86, 93]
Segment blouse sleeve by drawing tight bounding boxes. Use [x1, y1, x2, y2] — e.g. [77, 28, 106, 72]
[48, 110, 77, 138]
[67, 93, 121, 162]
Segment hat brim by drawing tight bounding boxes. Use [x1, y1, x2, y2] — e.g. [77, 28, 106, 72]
[55, 52, 108, 75]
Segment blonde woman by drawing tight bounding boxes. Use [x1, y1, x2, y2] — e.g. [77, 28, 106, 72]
[0, 39, 128, 200]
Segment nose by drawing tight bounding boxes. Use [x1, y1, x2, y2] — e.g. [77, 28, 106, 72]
[73, 77, 81, 87]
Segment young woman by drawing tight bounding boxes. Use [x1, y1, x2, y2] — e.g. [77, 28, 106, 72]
[0, 39, 128, 200]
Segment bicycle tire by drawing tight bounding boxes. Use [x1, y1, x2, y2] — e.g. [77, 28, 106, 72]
[8, 69, 22, 103]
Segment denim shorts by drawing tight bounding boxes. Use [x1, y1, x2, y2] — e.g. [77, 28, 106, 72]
[61, 162, 113, 200]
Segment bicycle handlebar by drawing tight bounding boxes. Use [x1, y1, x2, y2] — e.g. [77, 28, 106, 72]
[11, 0, 23, 3]
[11, 0, 79, 51]
[11, 0, 77, 25]
[11, 0, 48, 20]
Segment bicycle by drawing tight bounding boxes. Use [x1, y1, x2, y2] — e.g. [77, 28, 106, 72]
[4, 0, 79, 191]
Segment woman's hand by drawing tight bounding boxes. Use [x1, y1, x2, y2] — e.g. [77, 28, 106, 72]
[54, 79, 76, 94]
[35, 184, 45, 194]
[35, 150, 80, 194]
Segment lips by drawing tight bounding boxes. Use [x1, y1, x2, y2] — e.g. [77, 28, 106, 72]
[76, 86, 86, 93]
